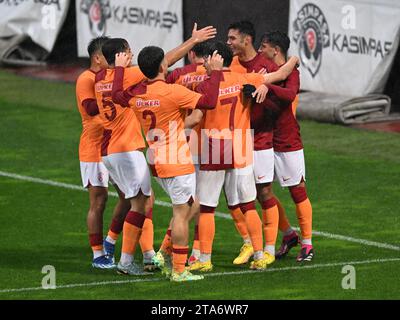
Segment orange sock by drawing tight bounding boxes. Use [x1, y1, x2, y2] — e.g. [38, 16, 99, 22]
[296, 199, 313, 240]
[229, 205, 250, 241]
[290, 185, 312, 241]
[172, 245, 189, 273]
[276, 198, 291, 232]
[192, 224, 200, 251]
[199, 206, 215, 254]
[121, 211, 145, 255]
[139, 217, 154, 253]
[240, 202, 263, 252]
[261, 198, 279, 246]
[160, 229, 172, 255]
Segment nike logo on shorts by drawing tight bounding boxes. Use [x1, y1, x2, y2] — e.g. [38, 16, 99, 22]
[257, 175, 266, 180]
[283, 177, 291, 182]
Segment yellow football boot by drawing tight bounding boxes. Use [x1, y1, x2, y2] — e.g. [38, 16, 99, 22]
[249, 252, 275, 270]
[233, 243, 254, 265]
[187, 260, 213, 272]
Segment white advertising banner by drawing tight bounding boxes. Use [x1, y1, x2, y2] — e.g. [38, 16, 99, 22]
[288, 0, 400, 96]
[0, 0, 70, 52]
[76, 0, 183, 66]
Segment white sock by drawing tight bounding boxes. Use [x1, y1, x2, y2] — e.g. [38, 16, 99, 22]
[302, 238, 312, 246]
[284, 227, 295, 236]
[105, 235, 116, 245]
[253, 251, 263, 260]
[264, 245, 275, 256]
[243, 237, 251, 245]
[191, 249, 200, 258]
[93, 250, 104, 260]
[120, 253, 133, 266]
[143, 250, 156, 261]
[199, 253, 211, 263]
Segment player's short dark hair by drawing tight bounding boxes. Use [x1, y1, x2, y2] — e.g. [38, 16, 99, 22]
[261, 31, 290, 55]
[87, 36, 110, 57]
[207, 41, 233, 67]
[228, 20, 256, 44]
[101, 38, 130, 65]
[191, 41, 211, 58]
[138, 46, 165, 79]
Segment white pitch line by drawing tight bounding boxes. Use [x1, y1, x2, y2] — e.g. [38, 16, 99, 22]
[1, 170, 400, 252]
[0, 257, 399, 294]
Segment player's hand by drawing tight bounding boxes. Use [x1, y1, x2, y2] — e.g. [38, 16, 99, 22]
[191, 22, 217, 43]
[252, 84, 269, 103]
[288, 55, 300, 68]
[258, 68, 267, 75]
[207, 50, 223, 71]
[115, 52, 131, 68]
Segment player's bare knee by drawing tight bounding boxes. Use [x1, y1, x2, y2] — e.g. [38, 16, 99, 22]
[130, 191, 149, 213]
[256, 182, 274, 202]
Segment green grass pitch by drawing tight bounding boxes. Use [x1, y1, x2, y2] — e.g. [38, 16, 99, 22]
[0, 70, 399, 299]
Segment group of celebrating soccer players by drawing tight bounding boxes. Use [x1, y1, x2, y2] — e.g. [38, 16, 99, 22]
[76, 20, 314, 282]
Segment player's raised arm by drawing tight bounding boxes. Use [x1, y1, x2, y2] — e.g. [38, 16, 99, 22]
[165, 23, 217, 67]
[262, 56, 299, 84]
[111, 52, 133, 107]
[193, 50, 223, 109]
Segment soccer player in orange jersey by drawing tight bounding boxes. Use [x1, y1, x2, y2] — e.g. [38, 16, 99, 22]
[161, 42, 210, 266]
[166, 42, 263, 267]
[93, 38, 153, 275]
[76, 37, 133, 269]
[77, 37, 157, 271]
[226, 21, 298, 263]
[259, 31, 314, 262]
[111, 46, 223, 281]
[186, 41, 298, 272]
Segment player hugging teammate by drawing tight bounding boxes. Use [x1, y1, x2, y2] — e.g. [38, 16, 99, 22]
[75, 21, 313, 282]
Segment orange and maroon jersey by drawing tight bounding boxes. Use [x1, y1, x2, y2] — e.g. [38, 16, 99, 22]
[124, 80, 202, 178]
[200, 70, 265, 170]
[76, 69, 104, 162]
[231, 53, 282, 151]
[94, 66, 146, 156]
[269, 68, 302, 152]
[111, 67, 221, 177]
[167, 63, 209, 164]
[166, 63, 208, 88]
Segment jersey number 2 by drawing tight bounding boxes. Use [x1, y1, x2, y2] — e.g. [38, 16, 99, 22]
[143, 110, 158, 142]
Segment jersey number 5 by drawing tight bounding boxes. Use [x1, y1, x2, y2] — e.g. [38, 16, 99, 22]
[102, 98, 117, 121]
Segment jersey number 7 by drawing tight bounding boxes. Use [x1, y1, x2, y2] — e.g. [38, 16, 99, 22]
[220, 96, 238, 131]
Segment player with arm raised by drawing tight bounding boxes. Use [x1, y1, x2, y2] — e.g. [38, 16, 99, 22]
[93, 38, 156, 276]
[154, 41, 211, 267]
[76, 37, 136, 269]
